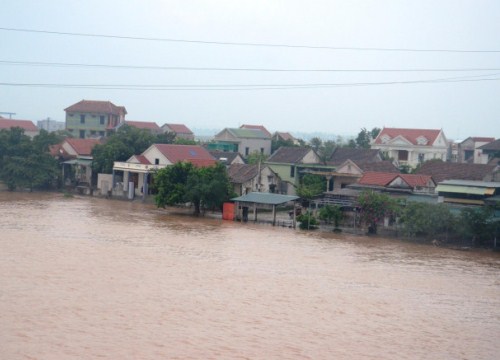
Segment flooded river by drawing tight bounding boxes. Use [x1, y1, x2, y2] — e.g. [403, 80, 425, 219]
[0, 192, 499, 359]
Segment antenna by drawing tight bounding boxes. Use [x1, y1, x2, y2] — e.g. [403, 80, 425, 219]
[0, 112, 16, 119]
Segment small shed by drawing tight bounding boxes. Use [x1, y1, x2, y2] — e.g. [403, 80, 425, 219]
[231, 192, 300, 227]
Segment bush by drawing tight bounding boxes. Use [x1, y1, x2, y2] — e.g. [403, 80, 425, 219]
[297, 211, 319, 230]
[400, 202, 456, 240]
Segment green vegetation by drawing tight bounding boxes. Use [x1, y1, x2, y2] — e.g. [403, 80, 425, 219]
[297, 211, 319, 230]
[246, 151, 268, 165]
[357, 190, 399, 234]
[91, 125, 176, 174]
[319, 205, 343, 231]
[400, 202, 456, 240]
[0, 128, 60, 191]
[154, 162, 234, 215]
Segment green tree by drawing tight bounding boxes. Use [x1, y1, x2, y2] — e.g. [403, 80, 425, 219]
[317, 140, 336, 163]
[92, 125, 168, 174]
[400, 202, 456, 240]
[154, 161, 194, 208]
[357, 190, 400, 234]
[319, 204, 343, 230]
[296, 174, 325, 202]
[271, 138, 294, 153]
[0, 128, 59, 191]
[297, 211, 319, 230]
[309, 137, 322, 152]
[246, 151, 268, 165]
[154, 162, 233, 215]
[459, 207, 497, 246]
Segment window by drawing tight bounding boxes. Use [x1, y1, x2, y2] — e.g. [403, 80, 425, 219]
[290, 166, 295, 178]
[80, 114, 86, 124]
[155, 158, 160, 165]
[398, 150, 408, 161]
[245, 147, 250, 156]
[418, 153, 425, 163]
[99, 131, 105, 136]
[260, 148, 264, 154]
[100, 116, 105, 125]
[79, 130, 85, 139]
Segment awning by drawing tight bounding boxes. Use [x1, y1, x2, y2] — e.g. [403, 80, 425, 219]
[232, 192, 299, 205]
[63, 159, 93, 166]
[436, 184, 489, 195]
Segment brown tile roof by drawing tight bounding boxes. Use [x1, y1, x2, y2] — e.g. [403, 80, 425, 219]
[415, 161, 496, 182]
[0, 118, 38, 131]
[358, 172, 398, 186]
[274, 132, 295, 141]
[361, 160, 400, 173]
[267, 147, 313, 164]
[64, 100, 127, 115]
[240, 124, 272, 138]
[163, 123, 193, 134]
[478, 139, 500, 151]
[399, 174, 434, 188]
[228, 164, 258, 183]
[154, 144, 216, 167]
[125, 120, 161, 132]
[328, 148, 381, 166]
[65, 138, 102, 156]
[134, 155, 151, 165]
[468, 137, 495, 143]
[373, 127, 442, 146]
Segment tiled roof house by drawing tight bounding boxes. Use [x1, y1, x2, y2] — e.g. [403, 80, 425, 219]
[0, 117, 39, 138]
[64, 100, 127, 139]
[415, 160, 498, 183]
[371, 127, 448, 168]
[161, 123, 195, 141]
[124, 121, 161, 134]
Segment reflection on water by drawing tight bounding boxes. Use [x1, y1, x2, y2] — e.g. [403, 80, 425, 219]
[1, 192, 499, 359]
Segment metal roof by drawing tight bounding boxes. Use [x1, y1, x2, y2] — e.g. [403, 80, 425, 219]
[232, 192, 299, 205]
[439, 180, 500, 188]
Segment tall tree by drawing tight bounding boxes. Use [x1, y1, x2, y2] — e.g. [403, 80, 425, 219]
[357, 190, 400, 234]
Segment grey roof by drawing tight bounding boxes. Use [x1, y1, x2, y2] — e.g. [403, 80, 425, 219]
[267, 146, 313, 164]
[224, 128, 270, 139]
[227, 164, 258, 183]
[232, 192, 299, 205]
[478, 138, 500, 151]
[438, 180, 500, 188]
[209, 151, 242, 164]
[416, 161, 495, 182]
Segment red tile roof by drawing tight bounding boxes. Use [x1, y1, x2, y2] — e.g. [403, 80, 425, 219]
[65, 138, 101, 156]
[240, 124, 272, 138]
[64, 100, 127, 115]
[0, 118, 38, 131]
[134, 155, 151, 164]
[358, 172, 434, 188]
[374, 127, 442, 146]
[358, 172, 398, 186]
[163, 123, 193, 134]
[154, 144, 216, 167]
[125, 120, 161, 131]
[399, 174, 434, 188]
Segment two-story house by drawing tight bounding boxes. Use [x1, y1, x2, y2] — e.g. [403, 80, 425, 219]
[64, 100, 127, 139]
[458, 137, 495, 164]
[211, 128, 272, 157]
[371, 127, 448, 169]
[161, 123, 195, 141]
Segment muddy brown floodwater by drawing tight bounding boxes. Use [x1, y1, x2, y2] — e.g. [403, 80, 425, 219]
[0, 192, 499, 359]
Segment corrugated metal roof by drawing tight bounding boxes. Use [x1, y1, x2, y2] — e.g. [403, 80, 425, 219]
[436, 185, 487, 195]
[232, 192, 299, 205]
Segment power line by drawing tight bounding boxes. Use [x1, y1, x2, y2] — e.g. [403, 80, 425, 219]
[1, 76, 498, 91]
[1, 27, 500, 53]
[2, 60, 500, 73]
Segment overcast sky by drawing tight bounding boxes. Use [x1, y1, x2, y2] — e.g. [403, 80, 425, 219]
[1, 0, 499, 140]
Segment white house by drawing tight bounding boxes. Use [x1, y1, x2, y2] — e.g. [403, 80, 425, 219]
[371, 127, 448, 169]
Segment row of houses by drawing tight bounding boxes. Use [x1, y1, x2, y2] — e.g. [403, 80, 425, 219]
[2, 100, 500, 209]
